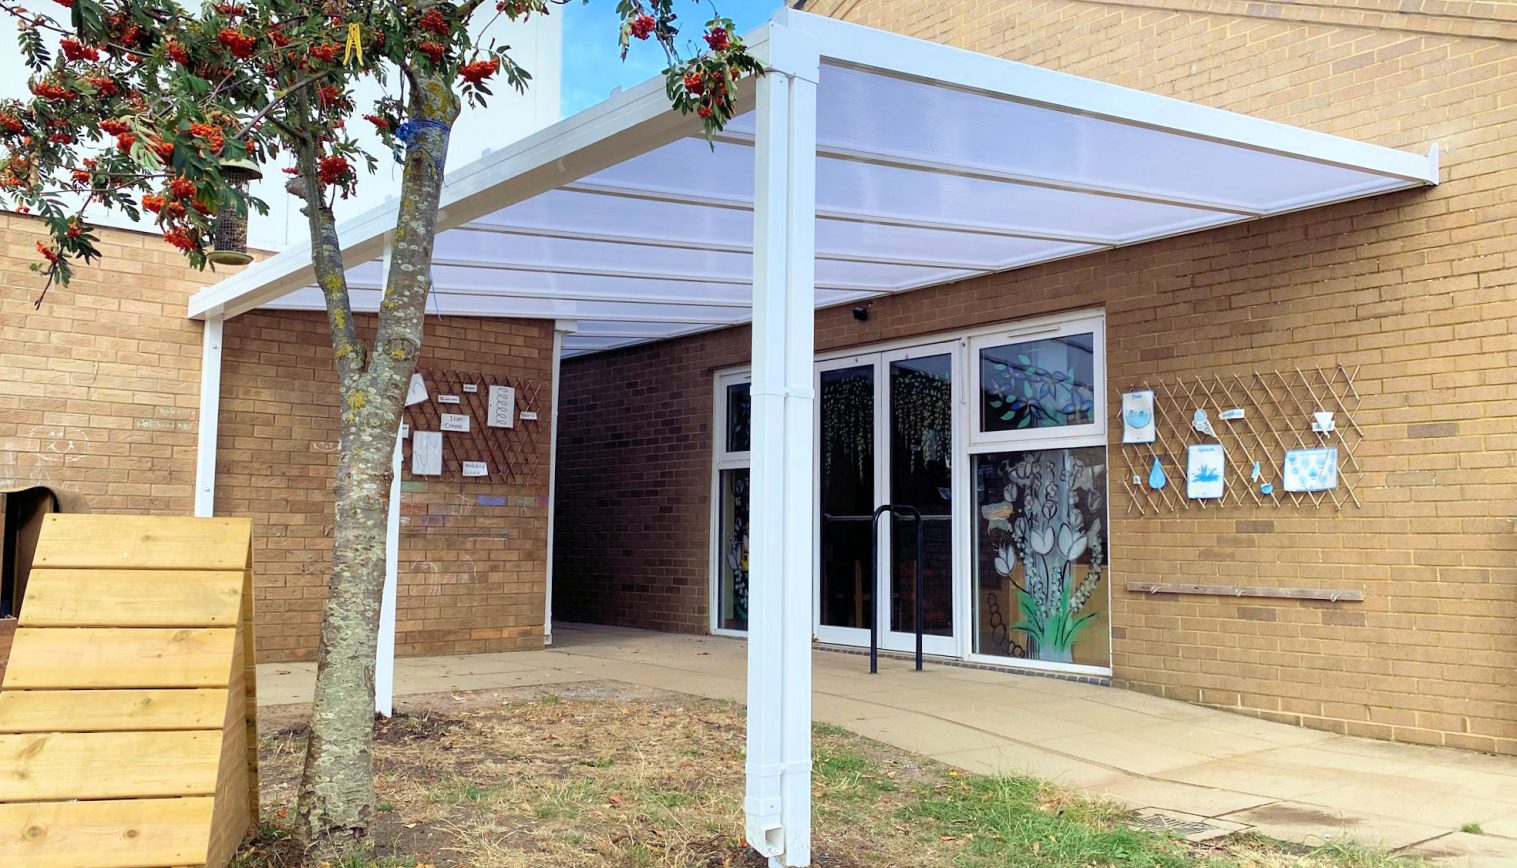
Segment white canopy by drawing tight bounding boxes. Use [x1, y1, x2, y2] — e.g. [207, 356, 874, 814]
[188, 10, 1436, 359]
[186, 11, 1436, 867]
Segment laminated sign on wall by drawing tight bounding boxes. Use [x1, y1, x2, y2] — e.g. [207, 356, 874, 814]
[411, 431, 443, 476]
[488, 385, 516, 429]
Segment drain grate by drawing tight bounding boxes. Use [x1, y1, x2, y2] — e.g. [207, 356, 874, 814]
[1133, 813, 1217, 836]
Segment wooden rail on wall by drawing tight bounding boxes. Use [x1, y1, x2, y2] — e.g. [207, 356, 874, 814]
[1127, 581, 1364, 602]
[0, 514, 257, 868]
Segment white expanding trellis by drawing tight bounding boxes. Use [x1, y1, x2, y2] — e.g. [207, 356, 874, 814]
[185, 9, 1437, 865]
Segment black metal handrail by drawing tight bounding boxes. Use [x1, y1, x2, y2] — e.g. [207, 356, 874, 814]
[868, 504, 924, 674]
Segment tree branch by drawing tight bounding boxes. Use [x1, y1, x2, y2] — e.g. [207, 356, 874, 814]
[290, 98, 364, 394]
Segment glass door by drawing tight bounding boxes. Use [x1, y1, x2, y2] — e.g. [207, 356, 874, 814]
[879, 343, 960, 657]
[813, 343, 961, 657]
[814, 355, 879, 649]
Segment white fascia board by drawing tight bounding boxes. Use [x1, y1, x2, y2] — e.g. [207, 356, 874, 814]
[187, 25, 771, 321]
[775, 9, 1438, 186]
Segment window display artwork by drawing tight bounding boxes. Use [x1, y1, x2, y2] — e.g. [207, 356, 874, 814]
[979, 333, 1095, 432]
[1187, 443, 1224, 499]
[1148, 455, 1167, 490]
[718, 469, 750, 631]
[1191, 408, 1216, 439]
[1121, 389, 1155, 443]
[976, 448, 1108, 666]
[1284, 447, 1338, 492]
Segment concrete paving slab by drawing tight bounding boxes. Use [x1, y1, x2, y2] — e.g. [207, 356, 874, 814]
[932, 742, 1132, 789]
[1219, 800, 1450, 850]
[1162, 758, 1351, 800]
[1407, 831, 1517, 867]
[1095, 778, 1275, 818]
[1302, 781, 1509, 830]
[1034, 730, 1215, 776]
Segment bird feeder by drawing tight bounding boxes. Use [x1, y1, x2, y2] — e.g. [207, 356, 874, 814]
[208, 157, 262, 266]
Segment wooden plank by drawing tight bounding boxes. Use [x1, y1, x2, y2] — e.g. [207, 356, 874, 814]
[206, 629, 251, 868]
[31, 515, 253, 571]
[1126, 582, 1364, 602]
[0, 731, 220, 801]
[0, 689, 227, 733]
[0, 796, 214, 868]
[20, 569, 244, 628]
[3, 628, 236, 689]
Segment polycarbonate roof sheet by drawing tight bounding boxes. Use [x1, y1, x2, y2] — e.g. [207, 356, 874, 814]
[206, 11, 1435, 357]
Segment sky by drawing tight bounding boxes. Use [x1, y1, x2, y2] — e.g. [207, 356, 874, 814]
[560, 0, 783, 115]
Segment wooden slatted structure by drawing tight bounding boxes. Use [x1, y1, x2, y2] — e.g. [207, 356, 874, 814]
[0, 515, 258, 868]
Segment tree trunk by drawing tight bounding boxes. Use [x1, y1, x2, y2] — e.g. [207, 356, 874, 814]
[294, 71, 460, 858]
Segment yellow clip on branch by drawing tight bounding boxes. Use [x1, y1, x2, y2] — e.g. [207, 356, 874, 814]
[343, 22, 364, 67]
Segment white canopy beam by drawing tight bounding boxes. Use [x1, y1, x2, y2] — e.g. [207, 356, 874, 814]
[561, 180, 1119, 246]
[708, 131, 1268, 216]
[745, 22, 819, 868]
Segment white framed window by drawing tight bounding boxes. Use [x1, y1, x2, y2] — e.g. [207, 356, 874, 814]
[968, 312, 1106, 452]
[710, 369, 751, 636]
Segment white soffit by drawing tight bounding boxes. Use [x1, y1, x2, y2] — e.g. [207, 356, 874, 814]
[190, 9, 1437, 359]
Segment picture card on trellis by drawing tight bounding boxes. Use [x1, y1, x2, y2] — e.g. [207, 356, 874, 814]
[1122, 390, 1155, 443]
[1187, 443, 1225, 499]
[1283, 447, 1338, 492]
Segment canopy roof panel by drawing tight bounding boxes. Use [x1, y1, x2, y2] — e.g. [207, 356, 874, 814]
[191, 9, 1437, 358]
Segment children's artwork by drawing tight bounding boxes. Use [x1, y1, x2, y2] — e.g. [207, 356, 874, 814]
[461, 460, 488, 477]
[411, 431, 443, 476]
[1186, 443, 1225, 499]
[1311, 411, 1336, 434]
[440, 413, 471, 433]
[487, 384, 516, 429]
[1147, 455, 1167, 490]
[1283, 447, 1338, 492]
[405, 373, 428, 407]
[1192, 409, 1217, 439]
[1219, 408, 1245, 421]
[1121, 390, 1155, 444]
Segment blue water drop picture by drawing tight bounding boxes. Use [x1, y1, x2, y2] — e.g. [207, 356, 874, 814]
[1148, 456, 1167, 490]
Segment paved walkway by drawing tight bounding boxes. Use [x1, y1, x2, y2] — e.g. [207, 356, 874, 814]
[258, 624, 1517, 865]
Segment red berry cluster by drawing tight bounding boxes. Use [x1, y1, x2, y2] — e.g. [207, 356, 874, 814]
[418, 41, 447, 63]
[86, 76, 118, 97]
[363, 114, 389, 131]
[309, 42, 341, 63]
[0, 115, 23, 135]
[704, 27, 730, 51]
[166, 176, 197, 199]
[98, 118, 129, 136]
[30, 81, 75, 101]
[317, 154, 351, 185]
[35, 241, 59, 263]
[215, 2, 247, 15]
[459, 58, 499, 85]
[317, 85, 344, 108]
[188, 122, 225, 153]
[630, 15, 656, 40]
[166, 41, 190, 65]
[418, 7, 450, 35]
[218, 28, 257, 59]
[59, 37, 100, 62]
[114, 132, 136, 152]
[162, 227, 197, 251]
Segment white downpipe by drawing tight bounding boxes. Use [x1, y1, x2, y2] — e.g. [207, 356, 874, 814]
[193, 314, 224, 517]
[745, 22, 820, 868]
[376, 240, 400, 717]
[543, 320, 576, 646]
[375, 430, 402, 716]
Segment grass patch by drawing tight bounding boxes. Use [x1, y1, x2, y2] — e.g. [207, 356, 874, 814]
[241, 684, 1426, 867]
[1460, 821, 1484, 835]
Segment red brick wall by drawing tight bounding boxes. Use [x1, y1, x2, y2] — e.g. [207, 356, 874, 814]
[554, 2, 1517, 753]
[219, 310, 555, 662]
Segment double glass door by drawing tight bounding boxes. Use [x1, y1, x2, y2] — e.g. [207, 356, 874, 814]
[815, 342, 960, 656]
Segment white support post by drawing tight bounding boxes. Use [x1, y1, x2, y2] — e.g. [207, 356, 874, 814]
[543, 319, 576, 647]
[376, 240, 401, 717]
[745, 22, 820, 868]
[193, 314, 224, 517]
[375, 429, 402, 717]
